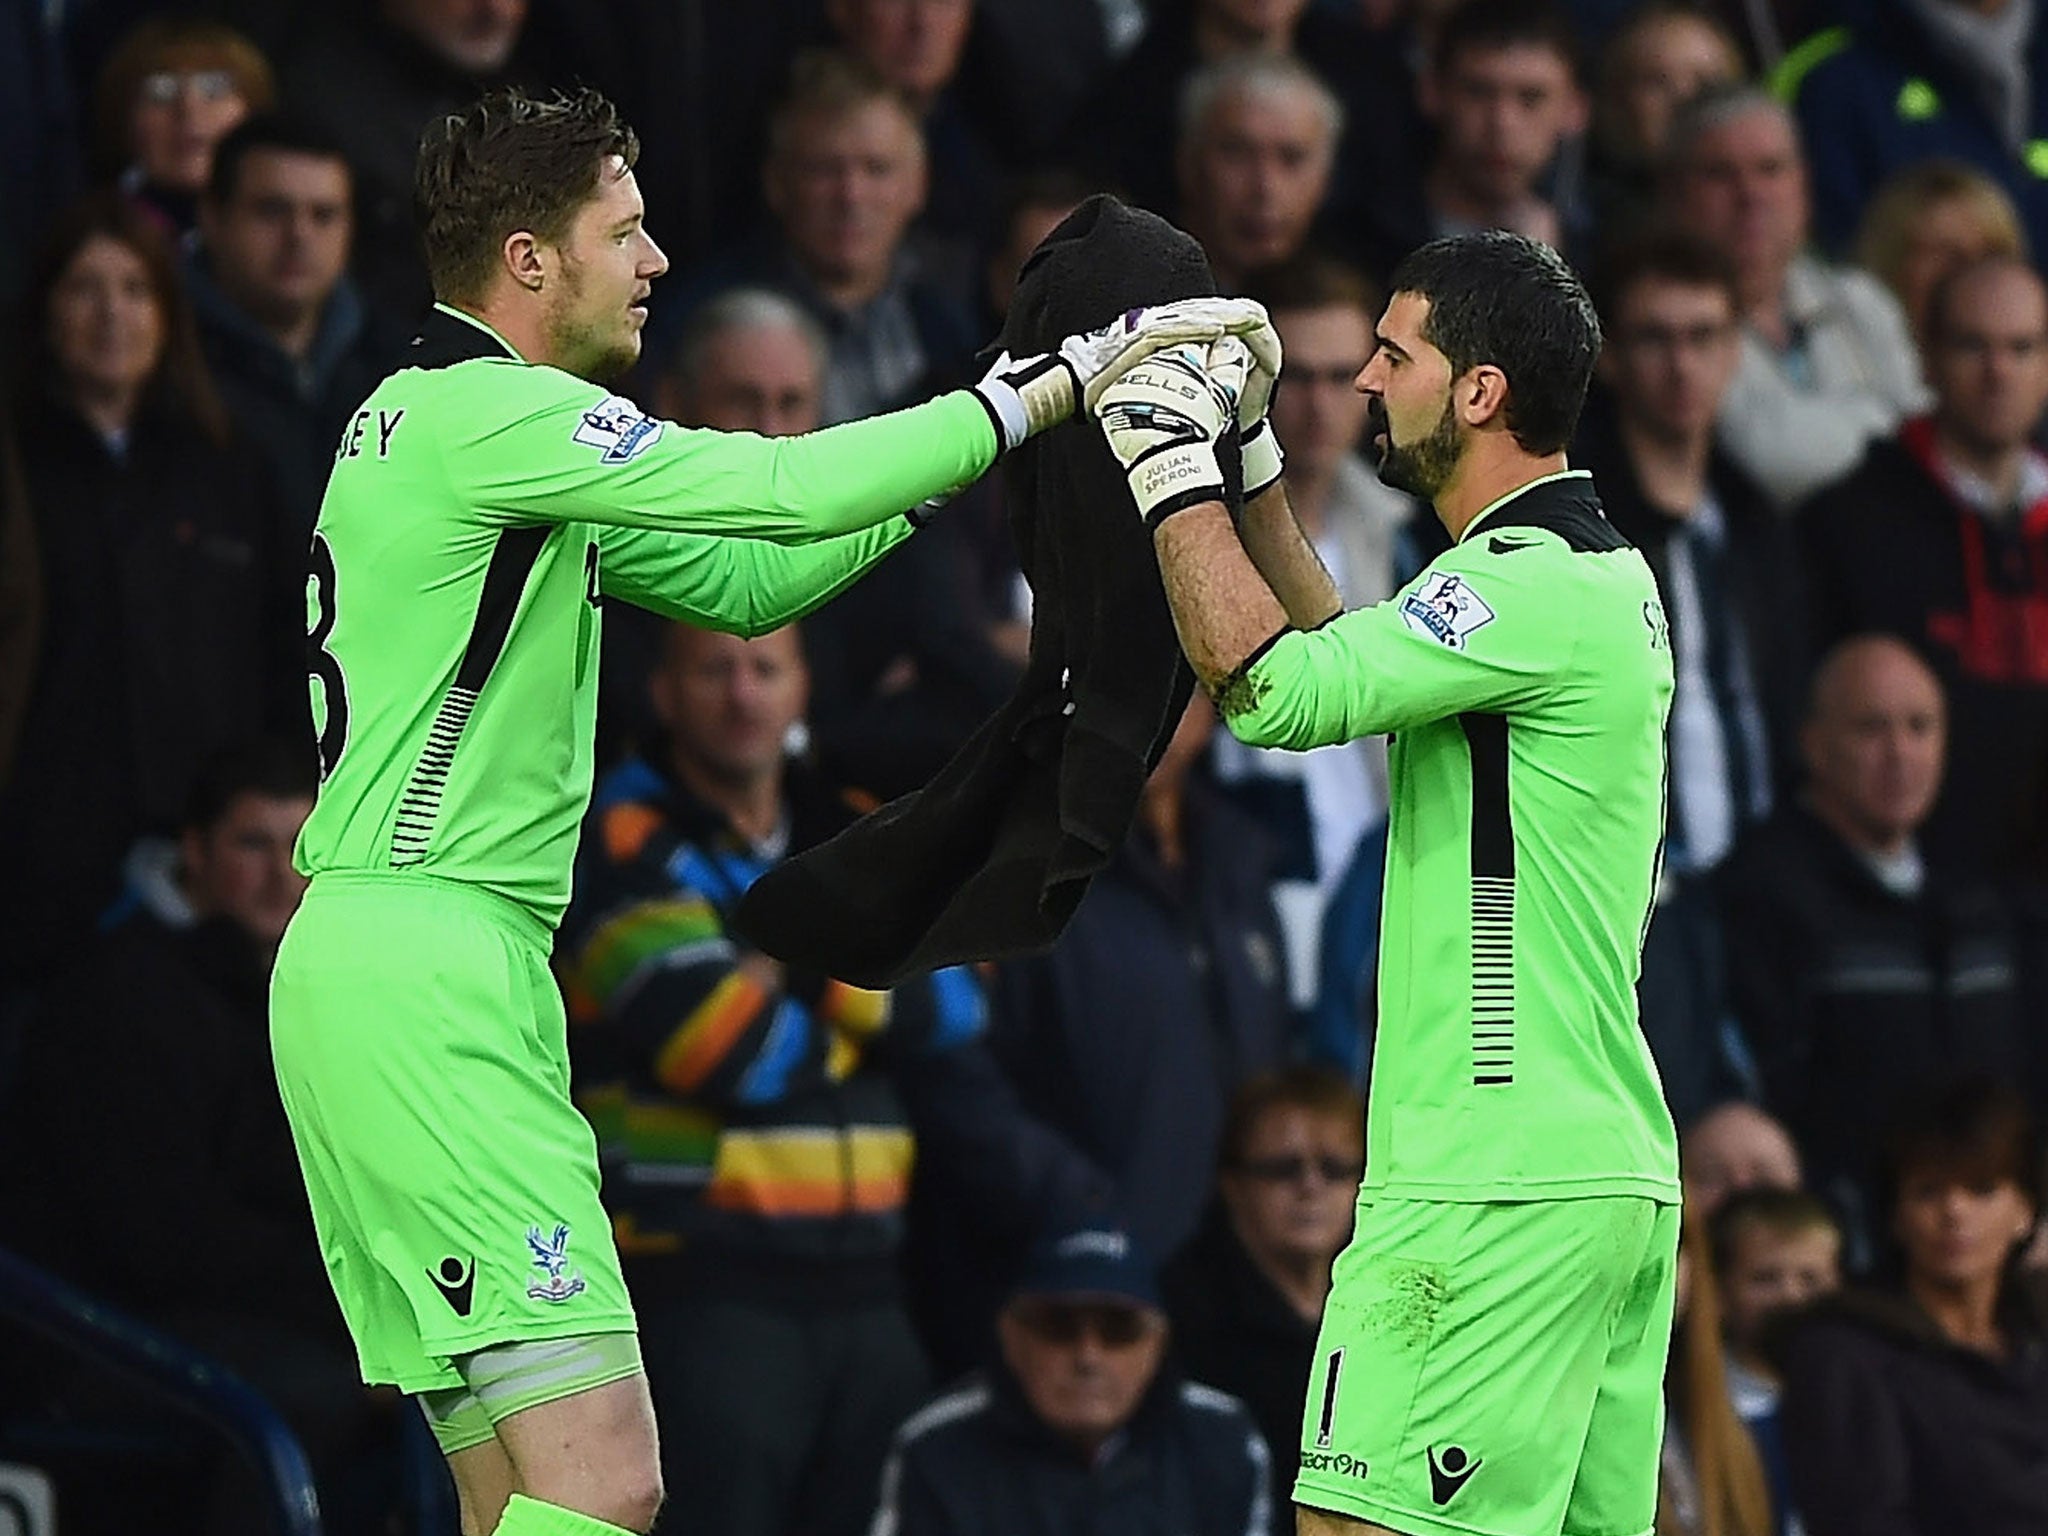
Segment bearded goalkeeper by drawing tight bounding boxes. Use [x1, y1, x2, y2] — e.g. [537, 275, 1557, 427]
[269, 85, 1262, 1536]
[1094, 231, 1681, 1536]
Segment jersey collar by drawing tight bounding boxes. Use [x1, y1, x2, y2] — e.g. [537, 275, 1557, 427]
[1457, 469, 1594, 542]
[408, 303, 526, 369]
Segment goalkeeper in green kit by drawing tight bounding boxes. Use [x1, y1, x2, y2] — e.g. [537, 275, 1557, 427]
[268, 85, 1265, 1536]
[1090, 230, 1681, 1536]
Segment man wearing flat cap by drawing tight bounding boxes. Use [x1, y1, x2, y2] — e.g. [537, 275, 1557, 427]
[870, 1220, 1273, 1535]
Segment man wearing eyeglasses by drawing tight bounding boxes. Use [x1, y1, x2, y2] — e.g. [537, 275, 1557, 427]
[871, 1222, 1272, 1536]
[1570, 228, 1802, 1129]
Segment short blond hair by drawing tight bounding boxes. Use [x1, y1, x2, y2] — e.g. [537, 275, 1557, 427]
[1855, 159, 2028, 307]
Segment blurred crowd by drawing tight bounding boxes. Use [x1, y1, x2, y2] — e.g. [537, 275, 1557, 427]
[3, 0, 2048, 1533]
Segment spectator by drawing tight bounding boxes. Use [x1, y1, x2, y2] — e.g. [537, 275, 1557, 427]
[1662, 85, 1928, 508]
[1854, 159, 2028, 352]
[826, 0, 999, 249]
[684, 50, 977, 427]
[19, 740, 398, 1533]
[1175, 55, 1342, 292]
[0, 194, 302, 995]
[559, 621, 1047, 1536]
[641, 286, 1013, 797]
[285, 0, 533, 333]
[1779, 0, 2048, 265]
[1573, 230, 1795, 1124]
[1589, 1, 1744, 238]
[589, 287, 836, 761]
[1709, 1187, 1844, 1535]
[987, 696, 1293, 1263]
[1719, 636, 2029, 1264]
[1780, 1078, 2048, 1536]
[91, 17, 274, 244]
[1061, 0, 1428, 279]
[981, 171, 1096, 333]
[1210, 256, 1417, 1006]
[872, 1220, 1271, 1536]
[1160, 1066, 1363, 1510]
[189, 116, 391, 540]
[1419, 0, 1590, 252]
[1682, 1101, 1804, 1220]
[1799, 257, 2048, 877]
[1663, 1217, 1777, 1536]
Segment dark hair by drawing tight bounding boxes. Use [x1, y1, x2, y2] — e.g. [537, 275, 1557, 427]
[183, 737, 320, 832]
[1592, 226, 1740, 323]
[1219, 1065, 1364, 1170]
[1706, 1186, 1839, 1279]
[1244, 251, 1382, 319]
[1388, 230, 1601, 454]
[208, 114, 352, 205]
[414, 86, 640, 305]
[1883, 1076, 2042, 1215]
[1433, 0, 1583, 83]
[18, 192, 229, 444]
[998, 169, 1105, 239]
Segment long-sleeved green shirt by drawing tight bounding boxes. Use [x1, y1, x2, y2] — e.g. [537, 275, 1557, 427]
[1226, 471, 1681, 1203]
[295, 304, 997, 927]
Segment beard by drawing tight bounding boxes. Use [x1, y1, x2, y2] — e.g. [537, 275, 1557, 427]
[1370, 393, 1464, 500]
[544, 262, 642, 385]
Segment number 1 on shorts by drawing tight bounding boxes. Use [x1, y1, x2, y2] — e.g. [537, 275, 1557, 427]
[1316, 1347, 1345, 1448]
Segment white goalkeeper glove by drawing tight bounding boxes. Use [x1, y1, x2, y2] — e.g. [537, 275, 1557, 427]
[1234, 313, 1286, 502]
[1095, 338, 1249, 529]
[969, 297, 1272, 452]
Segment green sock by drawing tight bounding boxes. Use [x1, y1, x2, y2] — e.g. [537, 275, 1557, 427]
[493, 1493, 641, 1536]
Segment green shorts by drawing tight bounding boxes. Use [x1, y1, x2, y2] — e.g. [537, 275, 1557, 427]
[1296, 1193, 1678, 1536]
[270, 872, 636, 1394]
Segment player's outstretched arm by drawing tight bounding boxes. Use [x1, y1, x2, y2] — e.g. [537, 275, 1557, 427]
[598, 519, 914, 638]
[461, 300, 1277, 547]
[1096, 340, 1555, 752]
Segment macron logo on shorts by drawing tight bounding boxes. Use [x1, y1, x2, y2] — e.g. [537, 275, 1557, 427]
[1426, 1445, 1482, 1506]
[429, 1255, 475, 1317]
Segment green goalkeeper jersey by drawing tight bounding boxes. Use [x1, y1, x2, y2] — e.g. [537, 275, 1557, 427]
[1228, 471, 1680, 1202]
[295, 304, 997, 927]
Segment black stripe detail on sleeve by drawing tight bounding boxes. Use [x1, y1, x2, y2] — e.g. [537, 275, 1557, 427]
[457, 525, 551, 690]
[1459, 711, 1516, 1086]
[389, 525, 550, 866]
[1459, 712, 1514, 879]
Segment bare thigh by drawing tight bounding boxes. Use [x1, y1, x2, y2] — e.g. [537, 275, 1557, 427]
[1298, 1506, 1415, 1536]
[491, 1370, 664, 1531]
[447, 1437, 518, 1536]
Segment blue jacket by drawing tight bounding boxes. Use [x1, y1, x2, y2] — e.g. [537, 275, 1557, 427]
[873, 1365, 1272, 1536]
[987, 779, 1293, 1262]
[1780, 1, 2048, 258]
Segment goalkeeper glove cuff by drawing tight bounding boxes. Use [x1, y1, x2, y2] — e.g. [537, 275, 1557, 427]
[1126, 440, 1226, 531]
[970, 351, 1076, 452]
[1240, 418, 1286, 503]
